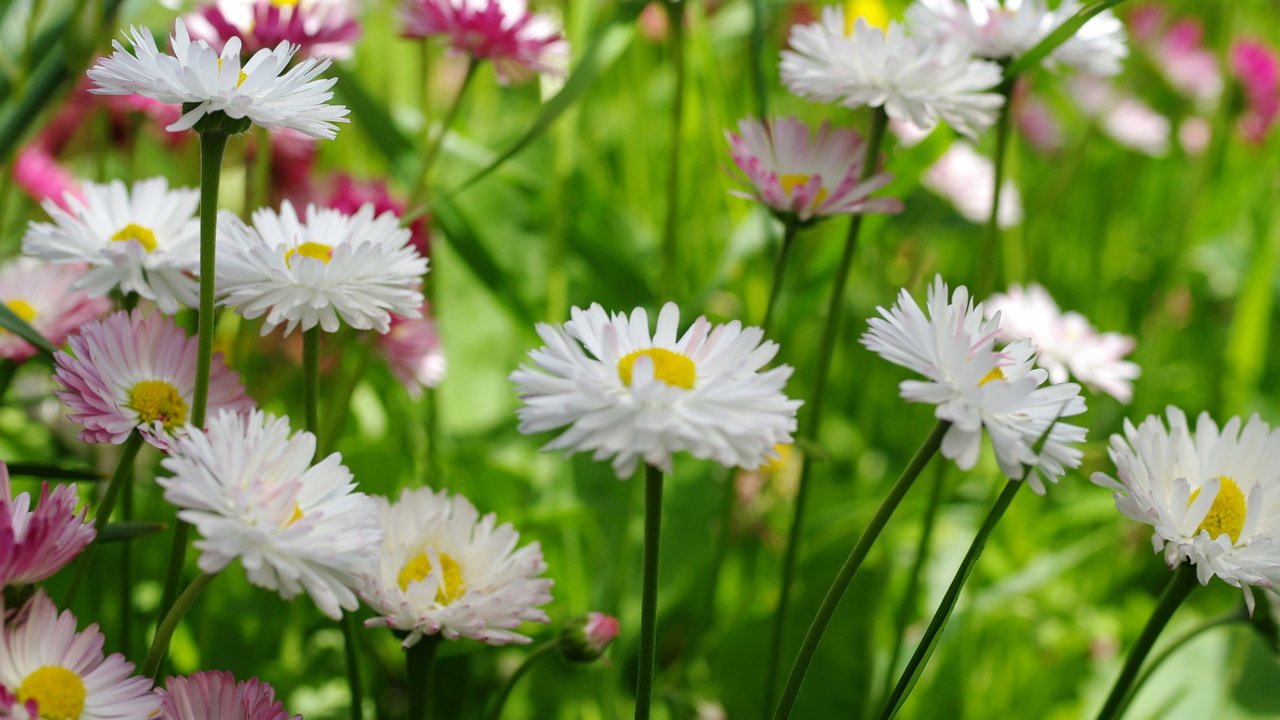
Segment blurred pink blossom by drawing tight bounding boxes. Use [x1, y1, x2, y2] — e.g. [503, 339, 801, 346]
[377, 306, 445, 397]
[400, 0, 569, 84]
[12, 148, 80, 210]
[922, 142, 1022, 228]
[327, 175, 429, 256]
[1231, 39, 1280, 144]
[0, 462, 96, 588]
[186, 0, 362, 59]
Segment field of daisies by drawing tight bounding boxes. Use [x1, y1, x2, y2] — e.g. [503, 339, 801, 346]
[1, 0, 1279, 717]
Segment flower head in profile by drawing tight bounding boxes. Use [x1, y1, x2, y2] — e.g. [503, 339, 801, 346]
[378, 307, 446, 397]
[986, 283, 1139, 402]
[186, 0, 362, 60]
[158, 670, 299, 720]
[724, 116, 903, 224]
[559, 612, 619, 663]
[53, 310, 253, 449]
[922, 141, 1023, 228]
[1093, 408, 1280, 610]
[358, 487, 553, 647]
[0, 462, 95, 588]
[400, 0, 569, 84]
[781, 11, 1004, 139]
[861, 275, 1087, 492]
[21, 177, 200, 314]
[87, 19, 350, 138]
[511, 303, 802, 477]
[0, 260, 110, 363]
[159, 409, 382, 620]
[216, 200, 428, 335]
[0, 592, 161, 719]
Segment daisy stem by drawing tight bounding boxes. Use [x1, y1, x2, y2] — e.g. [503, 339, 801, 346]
[63, 430, 144, 604]
[1095, 564, 1199, 720]
[141, 571, 218, 680]
[771, 418, 948, 720]
[975, 75, 1016, 298]
[761, 223, 800, 334]
[303, 327, 321, 436]
[635, 463, 665, 720]
[486, 638, 559, 720]
[1115, 608, 1246, 717]
[411, 58, 479, 204]
[192, 129, 230, 428]
[660, 0, 686, 300]
[405, 634, 442, 720]
[748, 0, 769, 119]
[343, 614, 366, 720]
[878, 477, 1023, 720]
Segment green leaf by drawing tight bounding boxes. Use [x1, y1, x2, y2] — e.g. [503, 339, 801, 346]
[4, 463, 105, 481]
[0, 302, 56, 356]
[97, 522, 169, 544]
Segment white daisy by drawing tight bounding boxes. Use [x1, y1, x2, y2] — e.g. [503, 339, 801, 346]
[511, 303, 802, 477]
[158, 409, 382, 620]
[921, 141, 1024, 228]
[1093, 408, 1280, 610]
[87, 19, 349, 138]
[215, 201, 428, 336]
[861, 275, 1087, 491]
[1050, 1, 1129, 77]
[780, 11, 1004, 139]
[359, 487, 553, 648]
[21, 177, 200, 314]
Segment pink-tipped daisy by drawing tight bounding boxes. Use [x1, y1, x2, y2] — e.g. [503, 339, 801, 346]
[158, 670, 299, 720]
[0, 462, 96, 589]
[0, 259, 110, 363]
[724, 117, 903, 224]
[186, 0, 362, 60]
[378, 308, 446, 397]
[400, 0, 569, 84]
[52, 309, 254, 450]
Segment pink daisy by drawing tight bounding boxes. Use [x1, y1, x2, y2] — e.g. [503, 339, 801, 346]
[725, 117, 903, 224]
[327, 174, 429, 257]
[52, 310, 254, 450]
[378, 306, 445, 397]
[1231, 39, 1280, 144]
[400, 0, 569, 84]
[0, 259, 110, 363]
[187, 0, 362, 60]
[0, 462, 96, 588]
[0, 685, 36, 719]
[10, 149, 80, 212]
[158, 671, 299, 720]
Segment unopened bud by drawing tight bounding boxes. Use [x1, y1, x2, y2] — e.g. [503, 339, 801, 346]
[559, 612, 619, 663]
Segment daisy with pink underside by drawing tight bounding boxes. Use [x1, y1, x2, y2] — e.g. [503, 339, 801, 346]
[187, 0, 361, 60]
[379, 307, 446, 397]
[158, 671, 299, 720]
[0, 259, 109, 363]
[0, 462, 95, 588]
[400, 0, 568, 83]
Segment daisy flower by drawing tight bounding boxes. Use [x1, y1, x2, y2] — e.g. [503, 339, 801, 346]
[1230, 39, 1280, 144]
[511, 302, 802, 477]
[21, 177, 200, 314]
[1092, 408, 1280, 610]
[724, 116, 903, 224]
[378, 307, 446, 397]
[780, 11, 1004, 139]
[186, 0, 362, 60]
[52, 310, 253, 449]
[0, 260, 110, 363]
[87, 19, 350, 138]
[158, 409, 382, 620]
[860, 275, 1087, 492]
[216, 201, 428, 335]
[921, 141, 1023, 228]
[559, 612, 619, 663]
[400, 0, 569, 84]
[158, 671, 299, 720]
[986, 283, 1139, 402]
[0, 462, 95, 588]
[358, 487, 552, 647]
[0, 591, 160, 719]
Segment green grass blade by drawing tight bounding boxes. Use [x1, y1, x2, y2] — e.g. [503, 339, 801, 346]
[0, 301, 56, 356]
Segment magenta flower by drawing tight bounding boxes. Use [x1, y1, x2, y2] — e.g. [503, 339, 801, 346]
[53, 310, 254, 450]
[378, 306, 445, 397]
[187, 0, 362, 60]
[11, 148, 80, 211]
[328, 174, 429, 256]
[0, 462, 95, 588]
[0, 259, 110, 363]
[400, 0, 569, 84]
[158, 671, 299, 720]
[1231, 39, 1280, 144]
[0, 685, 37, 719]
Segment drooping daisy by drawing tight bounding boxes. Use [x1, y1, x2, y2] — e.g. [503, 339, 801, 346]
[158, 670, 299, 720]
[780, 11, 1004, 139]
[921, 141, 1023, 228]
[986, 283, 1139, 403]
[87, 19, 350, 138]
[400, 0, 569, 84]
[1092, 408, 1280, 610]
[358, 487, 552, 647]
[186, 0, 361, 60]
[158, 409, 382, 620]
[0, 592, 161, 719]
[21, 177, 200, 314]
[378, 307, 446, 397]
[52, 310, 253, 449]
[216, 201, 428, 335]
[0, 260, 110, 363]
[724, 116, 904, 224]
[861, 275, 1087, 492]
[511, 303, 802, 477]
[0, 462, 95, 589]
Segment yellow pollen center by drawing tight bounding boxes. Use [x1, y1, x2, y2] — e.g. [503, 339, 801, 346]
[764, 444, 792, 474]
[979, 367, 1005, 386]
[17, 666, 86, 720]
[5, 299, 37, 323]
[127, 380, 188, 431]
[286, 504, 304, 526]
[778, 174, 830, 208]
[110, 223, 158, 253]
[1189, 476, 1247, 544]
[284, 242, 334, 267]
[216, 58, 249, 86]
[271, 0, 300, 6]
[397, 551, 466, 604]
[844, 0, 890, 34]
[617, 348, 697, 389]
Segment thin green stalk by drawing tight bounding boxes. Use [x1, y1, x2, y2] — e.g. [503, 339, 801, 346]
[975, 76, 1015, 298]
[763, 107, 890, 714]
[1116, 609, 1246, 717]
[410, 59, 479, 205]
[771, 419, 949, 720]
[405, 635, 442, 720]
[660, 0, 686, 300]
[1095, 564, 1199, 720]
[156, 521, 190, 635]
[64, 431, 144, 604]
[762, 223, 800, 334]
[635, 464, 665, 720]
[486, 639, 559, 720]
[142, 572, 218, 679]
[320, 337, 373, 456]
[192, 131, 229, 427]
[343, 614, 365, 720]
[120, 460, 134, 657]
[303, 327, 320, 435]
[1005, 0, 1128, 77]
[0, 361, 17, 408]
[748, 0, 768, 119]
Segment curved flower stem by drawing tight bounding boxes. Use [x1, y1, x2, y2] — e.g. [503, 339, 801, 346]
[63, 430, 144, 604]
[406, 635, 442, 720]
[763, 107, 890, 714]
[142, 571, 218, 679]
[771, 419, 949, 720]
[635, 464, 665, 719]
[303, 327, 320, 436]
[410, 58, 479, 206]
[1115, 609, 1246, 717]
[660, 0, 686, 300]
[1095, 564, 1199, 720]
[975, 75, 1015, 298]
[761, 223, 800, 335]
[486, 639, 559, 720]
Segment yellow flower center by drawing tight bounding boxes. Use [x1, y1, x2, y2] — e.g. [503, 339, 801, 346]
[284, 242, 334, 267]
[764, 444, 792, 474]
[844, 0, 889, 34]
[111, 223, 158, 253]
[5, 299, 37, 323]
[1189, 476, 1247, 544]
[270, 0, 300, 7]
[286, 504, 304, 526]
[17, 666, 86, 720]
[215, 58, 249, 86]
[127, 379, 188, 431]
[397, 551, 466, 604]
[778, 174, 830, 208]
[978, 367, 1005, 386]
[617, 348, 697, 389]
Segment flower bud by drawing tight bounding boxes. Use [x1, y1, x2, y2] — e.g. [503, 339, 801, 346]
[559, 612, 619, 663]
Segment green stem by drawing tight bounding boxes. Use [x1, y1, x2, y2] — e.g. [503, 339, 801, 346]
[303, 327, 320, 436]
[635, 464, 665, 720]
[343, 614, 365, 720]
[762, 107, 890, 714]
[120, 463, 134, 658]
[771, 419, 949, 720]
[748, 0, 768, 119]
[761, 223, 800, 334]
[975, 77, 1015, 298]
[192, 131, 229, 428]
[879, 478, 1023, 720]
[486, 639, 559, 720]
[405, 635, 441, 720]
[410, 59, 479, 205]
[142, 572, 217, 679]
[320, 336, 373, 457]
[63, 430, 144, 604]
[1116, 609, 1246, 717]
[660, 0, 686, 300]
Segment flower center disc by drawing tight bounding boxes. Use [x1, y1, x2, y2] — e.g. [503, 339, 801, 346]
[5, 299, 37, 323]
[284, 242, 335, 267]
[110, 223, 158, 253]
[778, 173, 830, 207]
[1190, 476, 1247, 544]
[398, 551, 466, 604]
[978, 366, 1005, 386]
[128, 379, 189, 430]
[18, 666, 86, 720]
[844, 0, 890, 34]
[617, 348, 697, 389]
